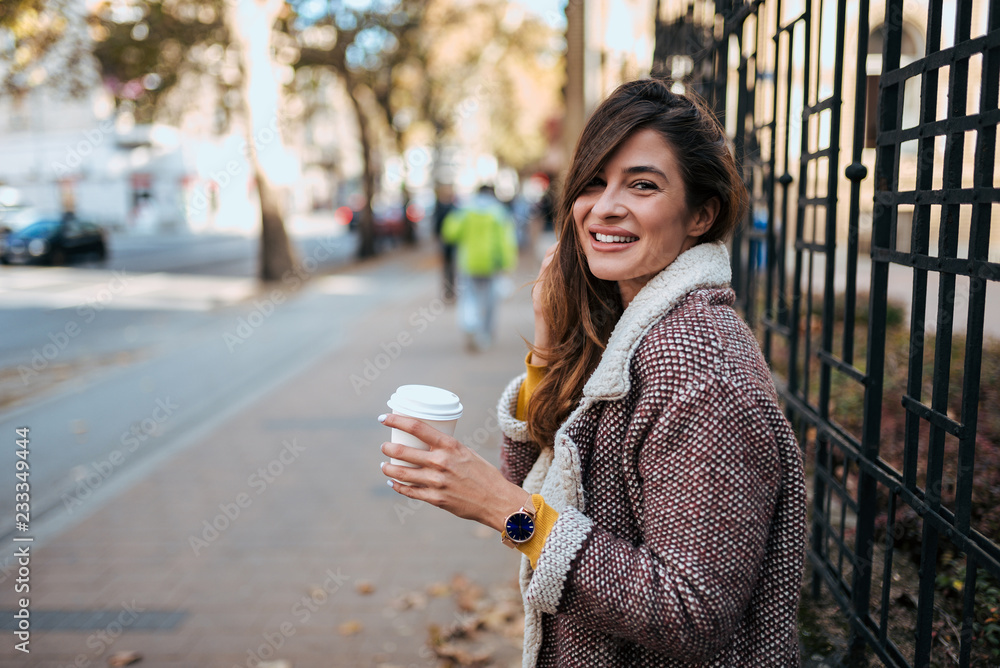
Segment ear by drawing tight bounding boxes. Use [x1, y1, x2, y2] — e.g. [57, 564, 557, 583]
[688, 196, 721, 238]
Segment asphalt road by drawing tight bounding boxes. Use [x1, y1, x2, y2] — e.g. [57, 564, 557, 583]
[0, 223, 425, 545]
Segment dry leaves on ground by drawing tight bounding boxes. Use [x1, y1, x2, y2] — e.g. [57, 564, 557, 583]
[338, 619, 364, 636]
[426, 573, 524, 667]
[107, 651, 141, 667]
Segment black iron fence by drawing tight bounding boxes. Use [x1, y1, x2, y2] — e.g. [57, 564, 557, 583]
[654, 0, 1000, 665]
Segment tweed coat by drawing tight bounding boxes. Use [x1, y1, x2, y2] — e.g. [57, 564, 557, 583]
[497, 242, 807, 667]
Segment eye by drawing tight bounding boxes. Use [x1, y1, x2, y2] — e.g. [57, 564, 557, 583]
[633, 180, 658, 191]
[584, 176, 606, 190]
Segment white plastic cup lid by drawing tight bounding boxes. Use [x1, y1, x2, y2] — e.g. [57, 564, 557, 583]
[387, 385, 464, 421]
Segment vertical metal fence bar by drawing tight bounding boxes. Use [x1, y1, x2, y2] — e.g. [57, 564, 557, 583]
[959, 558, 979, 667]
[879, 492, 899, 644]
[761, 1, 780, 360]
[915, 0, 965, 661]
[842, 0, 871, 370]
[900, 0, 943, 502]
[820, 1, 849, 613]
[845, 0, 880, 651]
[783, 1, 825, 600]
[957, 0, 1000, 546]
[775, 14, 795, 368]
[856, 0, 903, 657]
[733, 28, 751, 319]
[942, 3, 985, 664]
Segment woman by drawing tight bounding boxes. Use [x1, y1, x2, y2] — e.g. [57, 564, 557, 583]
[379, 78, 807, 666]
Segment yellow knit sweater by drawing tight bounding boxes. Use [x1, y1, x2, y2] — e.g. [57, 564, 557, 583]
[513, 353, 558, 568]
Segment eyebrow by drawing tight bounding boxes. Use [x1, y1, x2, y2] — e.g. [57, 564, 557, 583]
[621, 165, 669, 181]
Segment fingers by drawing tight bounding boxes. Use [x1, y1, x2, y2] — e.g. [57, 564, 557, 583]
[536, 245, 556, 284]
[380, 459, 426, 488]
[382, 460, 445, 510]
[380, 440, 434, 468]
[378, 413, 454, 451]
[377, 413, 461, 509]
[542, 241, 557, 263]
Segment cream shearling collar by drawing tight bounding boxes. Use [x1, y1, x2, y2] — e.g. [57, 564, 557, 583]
[582, 241, 732, 401]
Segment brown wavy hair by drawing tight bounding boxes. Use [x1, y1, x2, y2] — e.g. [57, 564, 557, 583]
[525, 78, 748, 448]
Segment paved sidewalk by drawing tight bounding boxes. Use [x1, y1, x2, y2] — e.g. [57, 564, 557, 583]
[0, 243, 539, 667]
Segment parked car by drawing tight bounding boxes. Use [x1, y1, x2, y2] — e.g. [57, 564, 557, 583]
[0, 216, 107, 266]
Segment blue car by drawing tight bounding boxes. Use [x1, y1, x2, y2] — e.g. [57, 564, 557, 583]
[1, 217, 107, 266]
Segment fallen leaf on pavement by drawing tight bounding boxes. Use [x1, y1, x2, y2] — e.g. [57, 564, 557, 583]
[426, 581, 450, 597]
[339, 620, 363, 635]
[389, 590, 428, 611]
[107, 651, 141, 667]
[427, 574, 524, 666]
[451, 573, 485, 612]
[433, 642, 492, 666]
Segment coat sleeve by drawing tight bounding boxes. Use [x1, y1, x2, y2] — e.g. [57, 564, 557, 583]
[523, 374, 784, 661]
[496, 373, 541, 486]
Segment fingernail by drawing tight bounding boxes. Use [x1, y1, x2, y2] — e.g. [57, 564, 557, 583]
[377, 414, 387, 423]
[380, 461, 385, 470]
[386, 479, 393, 487]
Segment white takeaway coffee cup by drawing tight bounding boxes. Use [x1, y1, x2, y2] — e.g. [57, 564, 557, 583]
[386, 384, 464, 484]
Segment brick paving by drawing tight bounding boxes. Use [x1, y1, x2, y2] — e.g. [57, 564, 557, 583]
[0, 243, 536, 667]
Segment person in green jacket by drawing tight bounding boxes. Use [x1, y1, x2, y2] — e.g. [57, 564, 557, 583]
[441, 184, 518, 351]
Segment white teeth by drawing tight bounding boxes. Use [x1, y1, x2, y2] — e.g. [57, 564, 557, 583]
[595, 233, 638, 243]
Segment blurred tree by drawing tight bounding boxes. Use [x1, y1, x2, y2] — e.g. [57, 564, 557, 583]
[355, 2, 425, 246]
[225, 0, 297, 281]
[87, 0, 296, 282]
[289, 0, 562, 255]
[0, 0, 94, 99]
[419, 1, 563, 174]
[287, 0, 402, 258]
[82, 0, 561, 266]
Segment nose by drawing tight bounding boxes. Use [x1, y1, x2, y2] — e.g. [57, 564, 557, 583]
[591, 184, 626, 219]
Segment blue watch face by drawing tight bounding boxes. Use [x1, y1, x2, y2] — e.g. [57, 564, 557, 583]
[506, 512, 535, 542]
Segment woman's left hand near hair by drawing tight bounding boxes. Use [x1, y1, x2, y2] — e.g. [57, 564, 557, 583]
[378, 413, 529, 533]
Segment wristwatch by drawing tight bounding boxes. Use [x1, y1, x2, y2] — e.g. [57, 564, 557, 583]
[501, 495, 537, 547]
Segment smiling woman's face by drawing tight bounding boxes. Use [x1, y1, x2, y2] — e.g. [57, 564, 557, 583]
[573, 127, 716, 306]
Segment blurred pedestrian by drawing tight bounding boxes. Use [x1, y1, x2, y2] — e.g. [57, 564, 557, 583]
[380, 79, 807, 666]
[441, 184, 518, 352]
[432, 184, 458, 302]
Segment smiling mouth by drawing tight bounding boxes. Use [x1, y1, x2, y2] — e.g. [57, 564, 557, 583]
[594, 232, 639, 244]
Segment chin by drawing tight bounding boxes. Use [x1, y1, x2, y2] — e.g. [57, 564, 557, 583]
[586, 261, 629, 284]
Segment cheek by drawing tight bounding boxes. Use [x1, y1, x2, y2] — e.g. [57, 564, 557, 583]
[572, 198, 590, 227]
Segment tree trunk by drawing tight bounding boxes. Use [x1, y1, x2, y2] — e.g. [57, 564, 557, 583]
[255, 163, 296, 280]
[226, 0, 297, 282]
[348, 88, 377, 259]
[401, 185, 416, 245]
